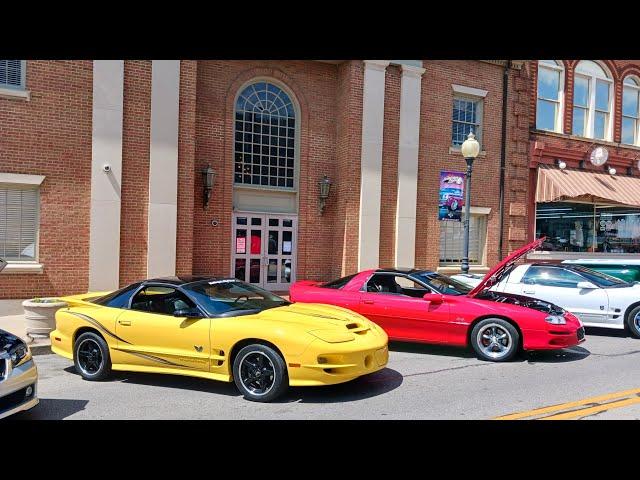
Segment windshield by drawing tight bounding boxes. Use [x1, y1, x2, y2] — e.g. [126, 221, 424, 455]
[412, 272, 472, 296]
[183, 279, 289, 316]
[570, 265, 631, 288]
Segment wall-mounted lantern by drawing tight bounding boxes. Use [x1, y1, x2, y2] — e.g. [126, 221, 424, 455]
[318, 175, 332, 215]
[201, 164, 216, 209]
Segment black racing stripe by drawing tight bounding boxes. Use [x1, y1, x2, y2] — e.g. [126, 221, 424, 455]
[114, 348, 197, 369]
[68, 312, 132, 344]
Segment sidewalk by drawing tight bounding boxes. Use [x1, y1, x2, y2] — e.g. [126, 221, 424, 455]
[0, 299, 52, 354]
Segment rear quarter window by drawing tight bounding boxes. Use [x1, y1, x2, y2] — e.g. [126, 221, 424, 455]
[321, 274, 357, 289]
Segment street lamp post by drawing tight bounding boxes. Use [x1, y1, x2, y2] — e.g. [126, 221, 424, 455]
[460, 132, 480, 274]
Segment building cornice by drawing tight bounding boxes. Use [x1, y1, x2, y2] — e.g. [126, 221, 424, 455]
[480, 60, 526, 70]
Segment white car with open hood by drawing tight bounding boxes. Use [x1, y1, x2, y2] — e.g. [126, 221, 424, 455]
[489, 262, 640, 337]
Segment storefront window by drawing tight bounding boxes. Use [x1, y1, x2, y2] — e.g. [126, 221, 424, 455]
[536, 202, 640, 253]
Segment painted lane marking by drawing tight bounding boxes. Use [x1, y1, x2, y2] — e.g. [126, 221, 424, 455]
[540, 395, 640, 420]
[494, 387, 640, 420]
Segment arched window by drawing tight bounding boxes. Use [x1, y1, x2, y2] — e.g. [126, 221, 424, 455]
[622, 76, 640, 146]
[234, 81, 296, 188]
[572, 61, 613, 140]
[536, 60, 564, 132]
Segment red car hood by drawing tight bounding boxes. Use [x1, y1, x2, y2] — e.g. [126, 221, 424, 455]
[468, 237, 545, 298]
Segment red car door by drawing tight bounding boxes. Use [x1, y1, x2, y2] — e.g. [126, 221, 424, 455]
[358, 274, 451, 343]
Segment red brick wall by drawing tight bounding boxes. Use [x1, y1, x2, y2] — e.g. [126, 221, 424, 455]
[378, 65, 401, 268]
[0, 60, 93, 299]
[415, 60, 519, 270]
[119, 60, 151, 286]
[192, 61, 342, 282]
[332, 61, 364, 279]
[176, 60, 198, 277]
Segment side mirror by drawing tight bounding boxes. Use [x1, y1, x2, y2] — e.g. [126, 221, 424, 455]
[174, 308, 202, 319]
[577, 281, 597, 290]
[422, 293, 444, 305]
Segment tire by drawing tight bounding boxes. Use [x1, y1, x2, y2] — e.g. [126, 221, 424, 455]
[233, 344, 288, 402]
[626, 305, 640, 339]
[73, 332, 112, 381]
[470, 318, 520, 362]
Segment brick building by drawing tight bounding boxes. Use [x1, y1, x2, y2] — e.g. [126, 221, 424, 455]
[0, 59, 531, 299]
[528, 60, 640, 262]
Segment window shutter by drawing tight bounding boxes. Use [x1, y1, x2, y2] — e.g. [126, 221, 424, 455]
[0, 60, 24, 88]
[0, 185, 38, 261]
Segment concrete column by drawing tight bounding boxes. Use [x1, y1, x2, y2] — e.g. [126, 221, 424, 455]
[358, 60, 390, 271]
[395, 64, 426, 268]
[147, 60, 181, 278]
[88, 60, 124, 291]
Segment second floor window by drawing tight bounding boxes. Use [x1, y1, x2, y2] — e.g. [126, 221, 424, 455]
[234, 81, 296, 189]
[452, 96, 482, 147]
[572, 61, 613, 140]
[622, 76, 640, 146]
[536, 60, 564, 132]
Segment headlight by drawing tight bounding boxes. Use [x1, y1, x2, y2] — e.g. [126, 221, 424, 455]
[545, 315, 566, 325]
[10, 343, 31, 367]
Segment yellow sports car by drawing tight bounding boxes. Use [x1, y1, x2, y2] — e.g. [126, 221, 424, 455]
[50, 276, 388, 402]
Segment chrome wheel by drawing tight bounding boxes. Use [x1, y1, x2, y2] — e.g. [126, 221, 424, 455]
[477, 323, 513, 360]
[239, 351, 276, 397]
[634, 312, 640, 333]
[77, 338, 103, 376]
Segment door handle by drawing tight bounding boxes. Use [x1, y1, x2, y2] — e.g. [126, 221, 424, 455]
[118, 319, 132, 326]
[363, 300, 375, 305]
[523, 290, 535, 295]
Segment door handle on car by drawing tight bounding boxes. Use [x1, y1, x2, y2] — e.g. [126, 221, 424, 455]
[363, 300, 375, 305]
[523, 289, 535, 295]
[118, 319, 132, 326]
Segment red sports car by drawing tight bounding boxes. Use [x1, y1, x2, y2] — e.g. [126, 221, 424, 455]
[289, 238, 585, 361]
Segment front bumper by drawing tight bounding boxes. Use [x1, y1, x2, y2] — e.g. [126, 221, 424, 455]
[0, 359, 39, 419]
[523, 326, 586, 351]
[287, 336, 389, 387]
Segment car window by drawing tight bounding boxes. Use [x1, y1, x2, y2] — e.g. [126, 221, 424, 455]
[321, 273, 357, 289]
[365, 274, 427, 297]
[522, 266, 583, 288]
[569, 265, 630, 288]
[130, 286, 197, 316]
[183, 279, 289, 315]
[93, 283, 141, 308]
[412, 272, 471, 296]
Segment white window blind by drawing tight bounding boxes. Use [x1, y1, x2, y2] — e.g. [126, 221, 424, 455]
[439, 214, 487, 266]
[0, 60, 25, 89]
[0, 184, 39, 261]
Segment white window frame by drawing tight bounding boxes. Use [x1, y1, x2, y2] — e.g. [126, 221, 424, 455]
[536, 60, 564, 133]
[451, 93, 484, 148]
[622, 76, 640, 146]
[572, 61, 614, 141]
[0, 60, 30, 101]
[438, 207, 490, 267]
[0, 173, 44, 274]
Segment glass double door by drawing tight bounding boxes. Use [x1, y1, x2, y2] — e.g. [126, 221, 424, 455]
[232, 212, 296, 291]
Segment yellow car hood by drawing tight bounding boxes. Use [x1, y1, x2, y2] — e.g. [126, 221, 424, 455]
[256, 302, 372, 330]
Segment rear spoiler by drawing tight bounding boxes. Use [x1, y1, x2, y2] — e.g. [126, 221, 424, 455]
[57, 291, 112, 307]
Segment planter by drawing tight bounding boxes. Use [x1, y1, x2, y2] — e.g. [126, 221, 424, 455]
[22, 298, 68, 339]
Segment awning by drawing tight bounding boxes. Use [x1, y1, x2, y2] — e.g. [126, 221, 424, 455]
[536, 165, 640, 207]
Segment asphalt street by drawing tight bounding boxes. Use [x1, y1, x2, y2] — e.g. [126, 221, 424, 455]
[12, 327, 640, 420]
